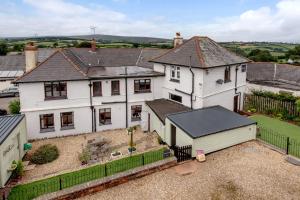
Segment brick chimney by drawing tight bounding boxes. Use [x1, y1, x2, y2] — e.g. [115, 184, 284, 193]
[91, 39, 97, 52]
[173, 32, 183, 48]
[25, 42, 38, 72]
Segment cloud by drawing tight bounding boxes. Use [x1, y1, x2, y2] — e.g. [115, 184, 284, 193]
[0, 0, 300, 42]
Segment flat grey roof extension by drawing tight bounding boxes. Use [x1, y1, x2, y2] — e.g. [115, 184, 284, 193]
[167, 106, 256, 139]
[0, 114, 24, 145]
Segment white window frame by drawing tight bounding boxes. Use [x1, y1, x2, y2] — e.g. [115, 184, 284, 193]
[170, 66, 180, 81]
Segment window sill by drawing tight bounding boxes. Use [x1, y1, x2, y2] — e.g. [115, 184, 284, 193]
[99, 122, 112, 126]
[61, 126, 75, 131]
[40, 128, 55, 133]
[131, 118, 141, 122]
[134, 91, 152, 94]
[170, 79, 180, 83]
[45, 97, 67, 101]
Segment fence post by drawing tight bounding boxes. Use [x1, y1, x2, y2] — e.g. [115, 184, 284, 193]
[287, 137, 290, 155]
[59, 177, 62, 190]
[104, 164, 107, 177]
[142, 154, 145, 166]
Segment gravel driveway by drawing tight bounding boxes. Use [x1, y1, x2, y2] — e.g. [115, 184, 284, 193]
[80, 141, 300, 200]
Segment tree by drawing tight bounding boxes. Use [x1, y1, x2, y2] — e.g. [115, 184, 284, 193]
[247, 49, 276, 62]
[0, 42, 8, 55]
[13, 43, 25, 52]
[127, 126, 137, 153]
[53, 42, 58, 48]
[9, 99, 20, 114]
[286, 45, 300, 62]
[76, 41, 91, 48]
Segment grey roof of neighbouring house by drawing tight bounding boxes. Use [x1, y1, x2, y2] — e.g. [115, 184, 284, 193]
[167, 106, 256, 139]
[247, 62, 300, 91]
[0, 114, 25, 145]
[146, 99, 191, 124]
[150, 36, 249, 68]
[15, 48, 167, 83]
[0, 55, 25, 71]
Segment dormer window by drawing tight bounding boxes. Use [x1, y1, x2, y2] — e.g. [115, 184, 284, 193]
[170, 66, 180, 82]
[224, 66, 231, 83]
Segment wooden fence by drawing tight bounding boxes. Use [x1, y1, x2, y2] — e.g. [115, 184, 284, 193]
[244, 94, 299, 116]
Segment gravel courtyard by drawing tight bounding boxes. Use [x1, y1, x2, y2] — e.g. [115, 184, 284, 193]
[80, 141, 300, 200]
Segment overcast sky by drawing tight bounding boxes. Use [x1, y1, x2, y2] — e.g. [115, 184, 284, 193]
[0, 0, 300, 42]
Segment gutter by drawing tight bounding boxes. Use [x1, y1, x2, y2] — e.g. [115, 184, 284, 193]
[235, 66, 241, 111]
[88, 81, 95, 132]
[125, 67, 128, 128]
[189, 56, 195, 110]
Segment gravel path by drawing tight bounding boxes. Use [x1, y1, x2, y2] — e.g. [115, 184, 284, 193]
[79, 141, 300, 200]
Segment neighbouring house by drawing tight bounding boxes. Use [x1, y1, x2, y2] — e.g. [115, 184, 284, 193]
[0, 114, 27, 187]
[0, 48, 55, 90]
[14, 32, 255, 156]
[246, 62, 300, 96]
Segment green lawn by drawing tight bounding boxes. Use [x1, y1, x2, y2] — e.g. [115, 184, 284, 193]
[250, 114, 300, 141]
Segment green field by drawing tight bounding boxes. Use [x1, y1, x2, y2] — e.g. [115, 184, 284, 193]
[250, 114, 300, 141]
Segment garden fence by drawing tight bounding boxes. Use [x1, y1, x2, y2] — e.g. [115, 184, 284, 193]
[244, 94, 299, 117]
[5, 147, 167, 200]
[257, 127, 300, 158]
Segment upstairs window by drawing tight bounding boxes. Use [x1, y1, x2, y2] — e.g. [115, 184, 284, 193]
[170, 66, 180, 82]
[60, 112, 74, 129]
[111, 80, 120, 96]
[99, 108, 111, 125]
[40, 114, 54, 132]
[131, 105, 142, 121]
[44, 82, 67, 100]
[93, 81, 102, 97]
[134, 79, 151, 93]
[224, 67, 231, 83]
[169, 93, 182, 103]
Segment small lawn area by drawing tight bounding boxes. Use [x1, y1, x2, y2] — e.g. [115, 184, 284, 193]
[250, 114, 300, 141]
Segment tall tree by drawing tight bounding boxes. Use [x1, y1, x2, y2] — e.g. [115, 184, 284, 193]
[0, 42, 8, 55]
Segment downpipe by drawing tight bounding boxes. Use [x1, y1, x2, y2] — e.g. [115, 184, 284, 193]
[235, 66, 241, 111]
[189, 56, 194, 110]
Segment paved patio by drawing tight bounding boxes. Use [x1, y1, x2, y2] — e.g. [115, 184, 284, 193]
[22, 127, 161, 182]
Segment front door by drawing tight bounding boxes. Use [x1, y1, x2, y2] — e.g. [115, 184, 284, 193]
[171, 124, 176, 147]
[234, 95, 239, 112]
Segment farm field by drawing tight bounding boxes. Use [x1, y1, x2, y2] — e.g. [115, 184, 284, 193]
[250, 114, 300, 141]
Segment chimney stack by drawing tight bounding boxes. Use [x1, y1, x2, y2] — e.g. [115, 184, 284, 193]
[25, 42, 38, 72]
[173, 32, 183, 48]
[91, 38, 97, 52]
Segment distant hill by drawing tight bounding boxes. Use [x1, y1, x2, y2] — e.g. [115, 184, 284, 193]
[1, 34, 172, 44]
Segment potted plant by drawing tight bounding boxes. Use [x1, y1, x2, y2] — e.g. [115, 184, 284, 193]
[10, 160, 24, 180]
[127, 126, 137, 154]
[110, 149, 122, 159]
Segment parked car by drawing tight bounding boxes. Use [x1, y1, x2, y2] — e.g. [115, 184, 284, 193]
[0, 87, 19, 97]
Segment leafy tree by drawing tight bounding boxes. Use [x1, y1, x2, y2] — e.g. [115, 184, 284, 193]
[9, 99, 20, 114]
[13, 43, 25, 52]
[132, 43, 139, 48]
[247, 49, 276, 62]
[76, 41, 91, 48]
[53, 42, 58, 48]
[0, 42, 8, 55]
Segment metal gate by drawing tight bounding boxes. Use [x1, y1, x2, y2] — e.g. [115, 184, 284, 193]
[172, 145, 192, 162]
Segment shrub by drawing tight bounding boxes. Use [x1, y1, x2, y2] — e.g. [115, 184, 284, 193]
[9, 99, 20, 114]
[12, 160, 24, 178]
[31, 144, 59, 164]
[78, 147, 91, 165]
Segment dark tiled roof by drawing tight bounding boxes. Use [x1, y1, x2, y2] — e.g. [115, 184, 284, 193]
[146, 99, 191, 124]
[247, 62, 300, 91]
[167, 106, 256, 139]
[151, 36, 249, 68]
[38, 48, 57, 63]
[0, 55, 25, 71]
[16, 48, 166, 83]
[0, 114, 24, 145]
[15, 50, 87, 83]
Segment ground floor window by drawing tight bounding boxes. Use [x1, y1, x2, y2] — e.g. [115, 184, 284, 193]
[131, 105, 142, 121]
[169, 93, 182, 103]
[60, 112, 74, 129]
[99, 108, 111, 125]
[40, 114, 54, 131]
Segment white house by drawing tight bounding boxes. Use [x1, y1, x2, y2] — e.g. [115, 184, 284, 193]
[15, 33, 254, 149]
